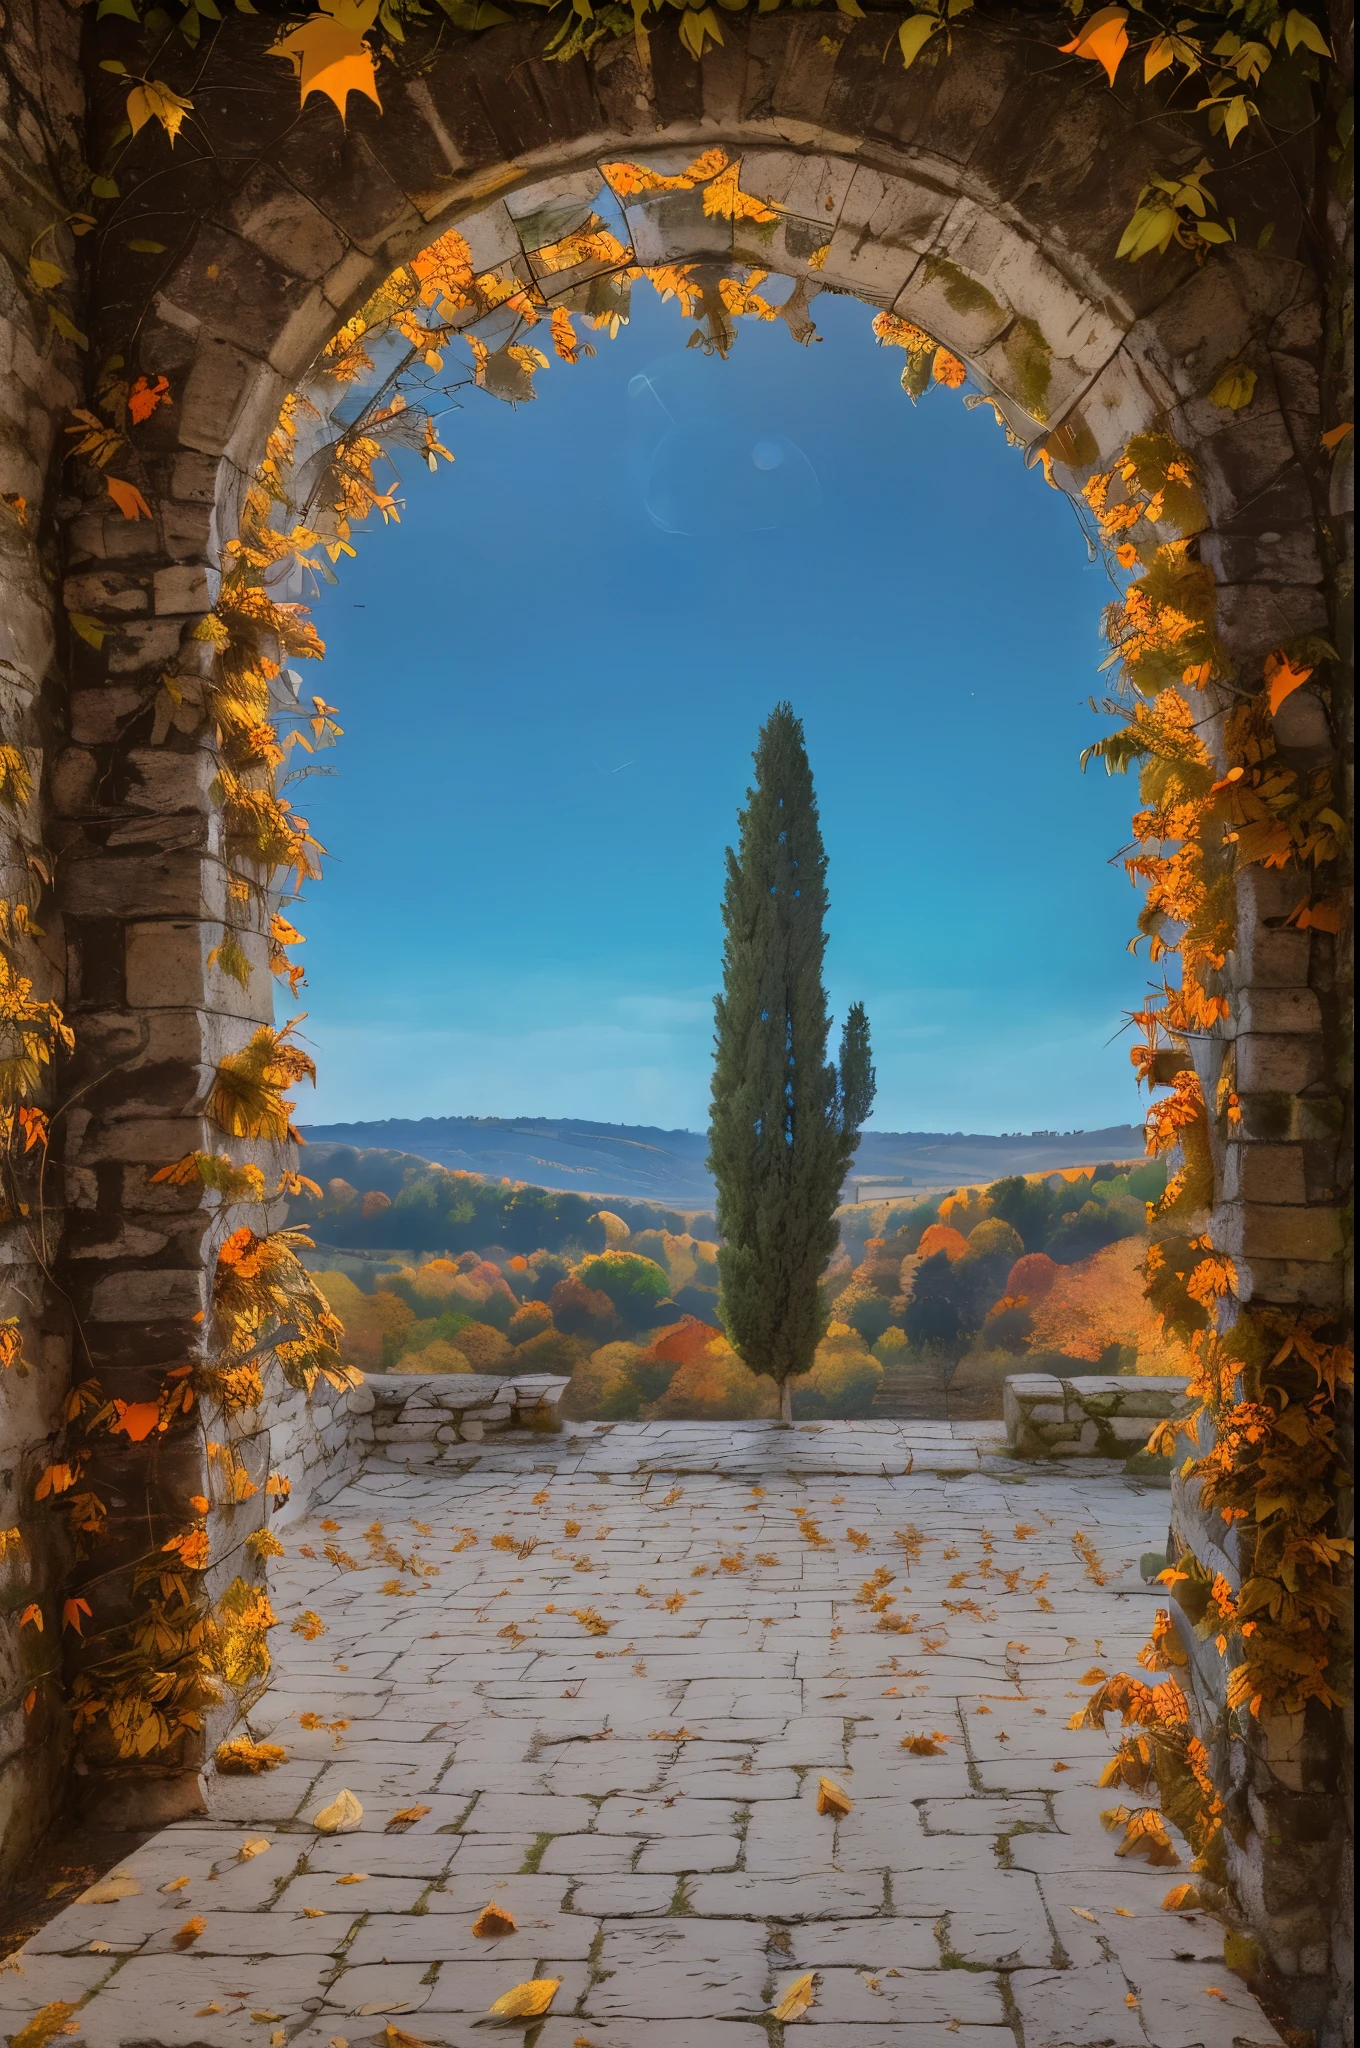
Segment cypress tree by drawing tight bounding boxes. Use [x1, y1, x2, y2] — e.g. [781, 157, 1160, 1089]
[708, 703, 875, 1422]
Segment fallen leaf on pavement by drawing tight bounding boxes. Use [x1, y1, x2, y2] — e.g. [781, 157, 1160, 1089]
[472, 1903, 517, 1937]
[313, 1789, 364, 1833]
[76, 1872, 140, 1903]
[816, 1777, 852, 1818]
[771, 1971, 818, 2019]
[485, 1978, 560, 2020]
[173, 1916, 206, 1948]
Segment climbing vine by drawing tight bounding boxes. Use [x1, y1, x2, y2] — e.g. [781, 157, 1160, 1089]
[1, 0, 1350, 1842]
[1069, 428, 1352, 1934]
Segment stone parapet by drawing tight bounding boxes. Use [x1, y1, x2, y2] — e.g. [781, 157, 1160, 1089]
[365, 1371, 570, 1458]
[1003, 1373, 1191, 1473]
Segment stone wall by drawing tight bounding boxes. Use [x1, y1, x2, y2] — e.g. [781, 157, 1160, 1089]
[0, 0, 86, 1884]
[0, 3, 1349, 2025]
[1003, 1372, 1188, 1474]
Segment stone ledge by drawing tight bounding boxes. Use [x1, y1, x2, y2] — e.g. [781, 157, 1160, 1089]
[363, 1369, 569, 1447]
[1004, 1372, 1191, 1473]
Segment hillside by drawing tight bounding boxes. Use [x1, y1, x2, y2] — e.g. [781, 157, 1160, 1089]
[299, 1115, 1145, 1208]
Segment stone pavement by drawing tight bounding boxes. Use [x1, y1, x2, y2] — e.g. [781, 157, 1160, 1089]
[3, 1423, 1277, 2048]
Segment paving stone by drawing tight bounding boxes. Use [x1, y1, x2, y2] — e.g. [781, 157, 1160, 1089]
[9, 1434, 1279, 2047]
[1010, 1963, 1147, 2047]
[589, 1917, 768, 2017]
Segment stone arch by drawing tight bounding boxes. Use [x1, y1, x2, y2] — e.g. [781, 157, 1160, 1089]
[0, 5, 1348, 2032]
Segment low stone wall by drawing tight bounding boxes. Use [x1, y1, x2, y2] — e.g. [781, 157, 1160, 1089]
[366, 1371, 570, 1462]
[1003, 1373, 1191, 1472]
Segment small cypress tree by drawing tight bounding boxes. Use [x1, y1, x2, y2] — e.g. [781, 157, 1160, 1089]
[708, 703, 875, 1421]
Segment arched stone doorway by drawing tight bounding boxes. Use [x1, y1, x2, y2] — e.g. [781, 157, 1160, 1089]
[0, 8, 1350, 2035]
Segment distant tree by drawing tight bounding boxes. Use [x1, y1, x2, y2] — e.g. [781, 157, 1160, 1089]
[574, 1251, 671, 1320]
[916, 1223, 969, 1263]
[984, 1175, 1056, 1253]
[550, 1277, 620, 1343]
[709, 704, 875, 1421]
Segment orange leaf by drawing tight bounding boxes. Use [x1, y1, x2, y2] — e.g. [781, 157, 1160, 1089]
[1288, 897, 1343, 934]
[128, 375, 172, 424]
[173, 1916, 207, 1949]
[1320, 422, 1352, 451]
[472, 1902, 517, 1938]
[1059, 4, 1129, 84]
[62, 1597, 93, 1634]
[19, 1603, 43, 1631]
[816, 1776, 853, 1817]
[270, 0, 382, 123]
[106, 475, 152, 520]
[931, 346, 966, 389]
[110, 1400, 162, 1442]
[1263, 647, 1313, 714]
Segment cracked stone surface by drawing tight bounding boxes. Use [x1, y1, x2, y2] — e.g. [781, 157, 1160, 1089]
[3, 1423, 1277, 2045]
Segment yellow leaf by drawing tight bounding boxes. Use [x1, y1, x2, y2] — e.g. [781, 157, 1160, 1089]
[1059, 5, 1129, 84]
[160, 1876, 191, 1893]
[238, 1837, 272, 1860]
[486, 1979, 560, 2020]
[473, 1902, 518, 1937]
[1070, 1906, 1098, 1921]
[313, 1788, 364, 1833]
[1284, 8, 1331, 56]
[1208, 362, 1257, 410]
[816, 1776, 853, 1817]
[271, 0, 382, 120]
[771, 1971, 818, 2020]
[7, 2003, 81, 2048]
[173, 1915, 207, 1948]
[897, 11, 940, 66]
[336, 1872, 369, 1884]
[106, 476, 152, 520]
[28, 256, 65, 290]
[76, 1871, 141, 1903]
[126, 80, 193, 144]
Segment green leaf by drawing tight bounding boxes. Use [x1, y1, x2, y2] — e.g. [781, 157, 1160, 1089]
[98, 56, 131, 70]
[897, 11, 940, 67]
[48, 307, 89, 348]
[126, 239, 168, 253]
[28, 256, 64, 290]
[97, 0, 141, 17]
[91, 175, 121, 199]
[1196, 220, 1234, 244]
[430, 0, 511, 24]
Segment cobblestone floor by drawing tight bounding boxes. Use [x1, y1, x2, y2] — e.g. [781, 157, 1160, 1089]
[4, 1423, 1276, 2048]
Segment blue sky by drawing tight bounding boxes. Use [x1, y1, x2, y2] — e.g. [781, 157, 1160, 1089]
[290, 286, 1147, 1135]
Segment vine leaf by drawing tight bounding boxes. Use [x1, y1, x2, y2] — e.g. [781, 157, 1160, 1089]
[271, 0, 383, 120]
[107, 476, 152, 520]
[1060, 5, 1129, 85]
[126, 79, 194, 144]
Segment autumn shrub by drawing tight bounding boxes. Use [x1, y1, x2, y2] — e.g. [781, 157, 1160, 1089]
[562, 1341, 651, 1420]
[978, 1296, 1033, 1353]
[916, 1223, 969, 1263]
[591, 1209, 631, 1247]
[390, 1338, 471, 1375]
[653, 1333, 777, 1420]
[312, 1271, 414, 1372]
[388, 1256, 518, 1328]
[792, 1324, 883, 1419]
[508, 1299, 554, 1346]
[1026, 1238, 1192, 1374]
[841, 1289, 896, 1347]
[512, 1327, 590, 1377]
[550, 1276, 620, 1343]
[1047, 1195, 1145, 1263]
[873, 1324, 910, 1365]
[1007, 1252, 1059, 1302]
[385, 1307, 476, 1369]
[445, 1321, 511, 1373]
[573, 1250, 671, 1321]
[938, 1187, 992, 1233]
